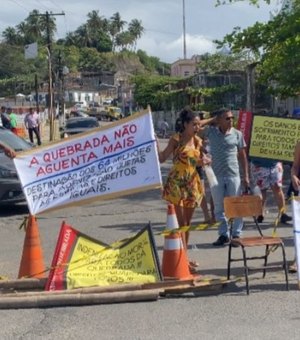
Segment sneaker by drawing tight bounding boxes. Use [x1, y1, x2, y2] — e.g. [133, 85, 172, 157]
[257, 215, 264, 223]
[280, 213, 292, 224]
[212, 235, 229, 246]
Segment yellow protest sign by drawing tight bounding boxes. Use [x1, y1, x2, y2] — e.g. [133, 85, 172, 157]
[249, 115, 300, 162]
[46, 222, 162, 290]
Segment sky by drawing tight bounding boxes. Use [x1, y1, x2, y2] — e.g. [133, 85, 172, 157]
[0, 0, 279, 63]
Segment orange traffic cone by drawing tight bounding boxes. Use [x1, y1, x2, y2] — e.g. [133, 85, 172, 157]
[162, 204, 194, 280]
[18, 215, 46, 279]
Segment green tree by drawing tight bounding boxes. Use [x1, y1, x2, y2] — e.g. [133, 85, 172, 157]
[216, 0, 271, 5]
[132, 74, 186, 111]
[2, 27, 20, 45]
[115, 31, 134, 51]
[109, 12, 127, 51]
[136, 49, 170, 75]
[128, 19, 144, 51]
[218, 1, 300, 96]
[198, 51, 250, 73]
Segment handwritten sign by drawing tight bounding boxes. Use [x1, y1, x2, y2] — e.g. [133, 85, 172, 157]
[46, 222, 162, 290]
[14, 110, 162, 215]
[249, 115, 300, 162]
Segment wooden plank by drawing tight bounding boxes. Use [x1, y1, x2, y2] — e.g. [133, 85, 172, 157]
[0, 289, 160, 309]
[0, 278, 47, 290]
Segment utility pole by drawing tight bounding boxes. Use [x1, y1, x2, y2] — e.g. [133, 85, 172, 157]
[34, 11, 64, 141]
[58, 50, 68, 128]
[246, 62, 258, 113]
[34, 74, 39, 114]
[182, 0, 187, 59]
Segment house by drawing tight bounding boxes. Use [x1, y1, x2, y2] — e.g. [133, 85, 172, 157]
[170, 57, 199, 78]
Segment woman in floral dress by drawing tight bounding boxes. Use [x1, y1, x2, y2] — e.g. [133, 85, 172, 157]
[157, 108, 215, 271]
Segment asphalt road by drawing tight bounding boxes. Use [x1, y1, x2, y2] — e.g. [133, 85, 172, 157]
[0, 137, 299, 339]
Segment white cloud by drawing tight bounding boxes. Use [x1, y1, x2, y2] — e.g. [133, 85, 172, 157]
[0, 0, 276, 63]
[137, 34, 215, 63]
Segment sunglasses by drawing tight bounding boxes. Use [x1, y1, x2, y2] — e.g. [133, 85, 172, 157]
[225, 116, 234, 121]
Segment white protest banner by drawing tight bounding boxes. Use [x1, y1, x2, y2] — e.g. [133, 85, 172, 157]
[14, 110, 162, 215]
[292, 197, 300, 288]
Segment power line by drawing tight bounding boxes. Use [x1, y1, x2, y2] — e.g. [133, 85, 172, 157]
[8, 0, 30, 13]
[33, 0, 51, 11]
[47, 0, 65, 12]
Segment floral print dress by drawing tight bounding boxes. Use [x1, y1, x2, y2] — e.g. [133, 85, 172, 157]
[163, 134, 203, 208]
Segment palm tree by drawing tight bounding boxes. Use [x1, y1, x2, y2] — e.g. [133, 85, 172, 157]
[109, 12, 127, 51]
[128, 19, 144, 51]
[115, 31, 134, 51]
[16, 21, 28, 38]
[2, 27, 20, 45]
[24, 12, 42, 42]
[38, 12, 57, 43]
[86, 10, 104, 30]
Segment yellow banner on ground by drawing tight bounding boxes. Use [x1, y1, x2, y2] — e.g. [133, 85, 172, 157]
[249, 115, 300, 162]
[46, 222, 162, 290]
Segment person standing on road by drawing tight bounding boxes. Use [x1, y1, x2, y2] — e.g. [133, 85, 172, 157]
[1, 106, 11, 130]
[250, 159, 292, 224]
[160, 119, 169, 138]
[203, 108, 249, 246]
[156, 107, 214, 272]
[6, 107, 18, 135]
[24, 108, 41, 145]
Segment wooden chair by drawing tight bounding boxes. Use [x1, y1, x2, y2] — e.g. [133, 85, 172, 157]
[224, 195, 289, 295]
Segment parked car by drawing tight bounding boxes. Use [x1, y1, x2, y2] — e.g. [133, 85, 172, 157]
[66, 110, 89, 119]
[60, 117, 100, 139]
[0, 127, 33, 205]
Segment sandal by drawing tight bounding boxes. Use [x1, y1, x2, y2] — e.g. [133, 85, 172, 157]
[289, 263, 297, 273]
[189, 260, 199, 268]
[189, 265, 198, 274]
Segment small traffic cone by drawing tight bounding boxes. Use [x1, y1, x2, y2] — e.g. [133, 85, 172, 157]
[162, 204, 194, 280]
[18, 215, 46, 279]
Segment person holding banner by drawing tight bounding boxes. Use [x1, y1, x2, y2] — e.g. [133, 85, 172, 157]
[291, 141, 300, 193]
[288, 141, 300, 273]
[0, 141, 16, 159]
[157, 107, 214, 271]
[203, 108, 249, 246]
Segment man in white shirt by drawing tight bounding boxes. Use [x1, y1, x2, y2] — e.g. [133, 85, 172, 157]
[24, 108, 41, 145]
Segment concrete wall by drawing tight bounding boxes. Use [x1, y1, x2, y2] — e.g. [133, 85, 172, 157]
[151, 110, 178, 134]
